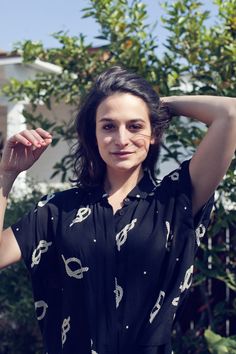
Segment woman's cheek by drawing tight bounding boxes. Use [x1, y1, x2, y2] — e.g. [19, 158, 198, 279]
[103, 136, 113, 145]
[134, 136, 151, 149]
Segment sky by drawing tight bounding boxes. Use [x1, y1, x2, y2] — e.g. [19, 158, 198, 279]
[1, 0, 218, 53]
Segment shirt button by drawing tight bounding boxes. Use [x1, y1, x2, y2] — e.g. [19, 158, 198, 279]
[119, 209, 125, 216]
[123, 197, 130, 205]
[125, 325, 129, 329]
[136, 194, 141, 198]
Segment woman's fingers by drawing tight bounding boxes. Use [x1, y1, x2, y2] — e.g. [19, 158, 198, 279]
[9, 129, 52, 148]
[0, 128, 53, 174]
[20, 130, 52, 148]
[35, 127, 52, 139]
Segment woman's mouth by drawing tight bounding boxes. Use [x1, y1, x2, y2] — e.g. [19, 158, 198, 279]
[112, 151, 133, 155]
[111, 151, 134, 158]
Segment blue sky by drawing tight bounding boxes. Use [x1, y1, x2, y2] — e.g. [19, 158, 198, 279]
[1, 0, 218, 52]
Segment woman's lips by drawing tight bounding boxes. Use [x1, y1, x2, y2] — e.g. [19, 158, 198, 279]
[111, 151, 134, 158]
[111, 151, 133, 155]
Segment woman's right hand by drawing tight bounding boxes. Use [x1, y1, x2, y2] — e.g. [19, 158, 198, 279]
[0, 128, 53, 175]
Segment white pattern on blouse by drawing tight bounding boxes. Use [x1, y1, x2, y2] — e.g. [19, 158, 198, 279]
[61, 254, 89, 279]
[169, 171, 180, 181]
[90, 339, 98, 354]
[195, 224, 206, 246]
[31, 240, 52, 268]
[172, 296, 180, 307]
[38, 194, 55, 207]
[62, 316, 71, 346]
[149, 290, 165, 323]
[35, 300, 48, 320]
[116, 218, 137, 251]
[114, 277, 123, 308]
[179, 265, 194, 293]
[70, 206, 92, 227]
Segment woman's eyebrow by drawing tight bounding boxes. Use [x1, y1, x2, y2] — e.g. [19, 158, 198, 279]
[98, 117, 146, 122]
[97, 118, 114, 122]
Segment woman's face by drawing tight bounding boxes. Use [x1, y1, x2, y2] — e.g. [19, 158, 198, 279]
[95, 93, 154, 175]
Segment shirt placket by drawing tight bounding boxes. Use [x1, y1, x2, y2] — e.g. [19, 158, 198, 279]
[113, 199, 132, 354]
[102, 202, 120, 354]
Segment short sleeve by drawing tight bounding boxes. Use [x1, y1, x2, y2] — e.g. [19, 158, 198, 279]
[11, 193, 59, 273]
[161, 159, 214, 248]
[142, 160, 215, 343]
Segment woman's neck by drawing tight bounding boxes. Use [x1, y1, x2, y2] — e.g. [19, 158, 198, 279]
[104, 166, 143, 197]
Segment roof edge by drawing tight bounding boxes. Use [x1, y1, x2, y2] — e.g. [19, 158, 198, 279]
[0, 56, 62, 74]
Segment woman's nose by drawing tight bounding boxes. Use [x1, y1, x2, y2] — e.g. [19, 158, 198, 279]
[114, 128, 130, 146]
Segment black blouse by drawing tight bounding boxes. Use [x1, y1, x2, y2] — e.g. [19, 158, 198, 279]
[11, 160, 214, 354]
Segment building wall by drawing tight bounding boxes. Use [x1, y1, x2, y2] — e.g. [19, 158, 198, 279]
[0, 61, 75, 188]
[25, 99, 77, 184]
[0, 105, 7, 141]
[0, 65, 8, 141]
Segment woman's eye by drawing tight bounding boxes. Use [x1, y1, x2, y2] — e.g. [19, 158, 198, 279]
[102, 124, 114, 130]
[129, 124, 143, 130]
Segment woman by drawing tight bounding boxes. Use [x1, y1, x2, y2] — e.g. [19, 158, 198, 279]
[0, 66, 235, 354]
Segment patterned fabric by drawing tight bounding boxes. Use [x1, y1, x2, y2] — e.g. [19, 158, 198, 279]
[11, 160, 214, 354]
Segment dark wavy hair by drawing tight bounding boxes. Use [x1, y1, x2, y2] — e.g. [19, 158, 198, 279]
[72, 66, 171, 188]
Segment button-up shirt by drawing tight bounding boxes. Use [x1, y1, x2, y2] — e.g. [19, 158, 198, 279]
[12, 160, 214, 354]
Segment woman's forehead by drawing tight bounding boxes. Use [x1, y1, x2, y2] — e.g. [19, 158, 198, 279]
[96, 93, 149, 121]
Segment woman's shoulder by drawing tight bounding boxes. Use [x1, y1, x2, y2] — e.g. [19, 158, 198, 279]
[38, 186, 87, 209]
[152, 159, 192, 201]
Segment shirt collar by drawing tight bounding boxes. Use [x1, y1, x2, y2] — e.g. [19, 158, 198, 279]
[85, 170, 160, 204]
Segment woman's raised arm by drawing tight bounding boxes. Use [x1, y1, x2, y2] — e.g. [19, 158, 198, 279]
[163, 96, 236, 216]
[0, 128, 52, 269]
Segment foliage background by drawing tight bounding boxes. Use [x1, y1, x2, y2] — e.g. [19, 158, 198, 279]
[0, 0, 236, 353]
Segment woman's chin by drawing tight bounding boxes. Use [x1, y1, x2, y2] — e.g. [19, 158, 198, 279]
[107, 162, 142, 173]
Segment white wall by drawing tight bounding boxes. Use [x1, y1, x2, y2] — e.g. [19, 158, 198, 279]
[1, 61, 71, 195]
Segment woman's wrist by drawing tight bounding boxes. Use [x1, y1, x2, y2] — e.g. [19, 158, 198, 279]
[0, 165, 19, 179]
[0, 166, 18, 197]
[160, 97, 176, 118]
